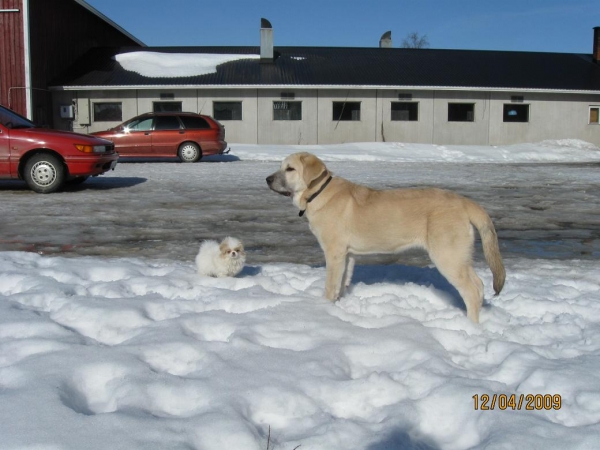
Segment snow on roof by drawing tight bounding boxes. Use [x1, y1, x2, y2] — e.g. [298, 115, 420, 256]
[114, 51, 260, 78]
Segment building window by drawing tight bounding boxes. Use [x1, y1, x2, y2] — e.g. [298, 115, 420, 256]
[503, 104, 529, 123]
[448, 103, 475, 122]
[590, 106, 600, 124]
[93, 102, 122, 122]
[273, 101, 302, 120]
[153, 101, 182, 112]
[391, 102, 418, 121]
[333, 101, 361, 121]
[213, 102, 242, 120]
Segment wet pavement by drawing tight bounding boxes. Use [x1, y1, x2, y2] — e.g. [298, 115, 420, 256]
[1, 159, 599, 266]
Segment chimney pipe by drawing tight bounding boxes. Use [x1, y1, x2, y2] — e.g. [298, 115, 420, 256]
[379, 31, 392, 48]
[260, 18, 274, 63]
[594, 26, 600, 63]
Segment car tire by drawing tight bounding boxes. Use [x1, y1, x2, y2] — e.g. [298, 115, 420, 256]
[23, 153, 66, 194]
[178, 142, 202, 163]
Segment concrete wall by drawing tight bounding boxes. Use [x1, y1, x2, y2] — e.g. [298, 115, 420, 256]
[257, 89, 318, 145]
[197, 89, 259, 144]
[55, 88, 600, 146]
[378, 90, 434, 143]
[316, 89, 378, 144]
[488, 92, 600, 145]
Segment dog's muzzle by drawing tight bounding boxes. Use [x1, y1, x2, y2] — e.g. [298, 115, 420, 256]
[266, 173, 291, 197]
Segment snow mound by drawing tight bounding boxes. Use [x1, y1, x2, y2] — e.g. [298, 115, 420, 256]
[539, 139, 600, 150]
[1, 251, 600, 449]
[115, 51, 260, 78]
[229, 140, 600, 164]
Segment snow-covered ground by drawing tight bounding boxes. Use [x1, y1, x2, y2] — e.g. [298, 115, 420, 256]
[1, 140, 600, 449]
[229, 139, 600, 164]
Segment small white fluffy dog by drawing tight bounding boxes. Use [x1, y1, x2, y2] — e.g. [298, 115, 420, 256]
[195, 237, 246, 277]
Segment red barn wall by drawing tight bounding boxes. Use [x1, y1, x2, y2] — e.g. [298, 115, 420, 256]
[0, 0, 26, 115]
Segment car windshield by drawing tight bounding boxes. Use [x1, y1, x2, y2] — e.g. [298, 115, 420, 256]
[0, 106, 36, 129]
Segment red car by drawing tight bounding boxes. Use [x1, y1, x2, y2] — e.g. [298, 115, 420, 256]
[92, 112, 228, 162]
[0, 104, 118, 193]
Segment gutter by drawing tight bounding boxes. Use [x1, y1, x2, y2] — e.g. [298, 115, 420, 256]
[48, 84, 600, 95]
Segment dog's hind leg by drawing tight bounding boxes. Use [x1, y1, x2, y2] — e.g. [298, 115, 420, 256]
[344, 255, 355, 288]
[433, 258, 483, 322]
[427, 227, 484, 323]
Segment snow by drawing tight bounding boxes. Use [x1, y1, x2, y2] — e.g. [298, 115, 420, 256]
[115, 51, 260, 78]
[1, 140, 600, 449]
[229, 139, 600, 163]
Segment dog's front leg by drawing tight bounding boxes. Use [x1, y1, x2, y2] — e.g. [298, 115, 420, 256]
[325, 251, 347, 301]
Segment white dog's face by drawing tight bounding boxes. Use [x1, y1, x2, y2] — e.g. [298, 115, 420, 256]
[266, 152, 328, 208]
[219, 237, 245, 260]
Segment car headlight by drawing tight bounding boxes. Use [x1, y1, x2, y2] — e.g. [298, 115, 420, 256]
[75, 144, 107, 153]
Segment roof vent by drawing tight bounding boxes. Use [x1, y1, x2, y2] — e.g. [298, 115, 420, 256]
[379, 31, 392, 48]
[260, 18, 274, 63]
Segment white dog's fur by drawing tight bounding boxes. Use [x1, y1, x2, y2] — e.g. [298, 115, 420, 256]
[266, 152, 505, 323]
[195, 237, 246, 277]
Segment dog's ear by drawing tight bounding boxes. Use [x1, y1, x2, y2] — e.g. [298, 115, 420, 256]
[300, 153, 326, 187]
[219, 241, 230, 256]
[297, 153, 329, 211]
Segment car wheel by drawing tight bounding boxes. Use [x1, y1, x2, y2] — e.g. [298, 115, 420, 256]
[23, 153, 66, 193]
[178, 142, 202, 163]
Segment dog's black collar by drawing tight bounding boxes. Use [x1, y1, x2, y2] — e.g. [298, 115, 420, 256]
[299, 175, 333, 217]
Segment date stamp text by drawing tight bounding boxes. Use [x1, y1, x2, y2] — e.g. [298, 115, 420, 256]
[473, 394, 562, 411]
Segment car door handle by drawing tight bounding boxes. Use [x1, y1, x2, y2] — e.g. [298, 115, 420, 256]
[179, 131, 184, 134]
[144, 132, 151, 135]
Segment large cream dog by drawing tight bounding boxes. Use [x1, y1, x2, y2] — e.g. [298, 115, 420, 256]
[266, 152, 505, 323]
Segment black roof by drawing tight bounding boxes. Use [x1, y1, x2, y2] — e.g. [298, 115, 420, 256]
[51, 46, 600, 92]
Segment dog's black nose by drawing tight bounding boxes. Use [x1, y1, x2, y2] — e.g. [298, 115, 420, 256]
[266, 175, 274, 184]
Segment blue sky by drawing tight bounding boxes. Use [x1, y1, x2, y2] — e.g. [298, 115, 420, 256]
[86, 0, 599, 54]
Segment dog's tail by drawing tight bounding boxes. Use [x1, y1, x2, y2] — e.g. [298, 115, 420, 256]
[466, 200, 506, 295]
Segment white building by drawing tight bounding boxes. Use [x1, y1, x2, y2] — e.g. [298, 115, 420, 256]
[50, 22, 600, 146]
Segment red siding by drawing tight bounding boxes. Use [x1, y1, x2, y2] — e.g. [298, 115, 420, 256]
[0, 0, 26, 115]
[1, 0, 141, 124]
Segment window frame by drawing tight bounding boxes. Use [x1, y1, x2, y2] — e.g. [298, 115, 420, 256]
[589, 106, 600, 125]
[332, 101, 361, 122]
[391, 101, 419, 122]
[447, 103, 475, 122]
[92, 102, 123, 122]
[502, 104, 530, 123]
[213, 101, 243, 121]
[153, 101, 183, 113]
[273, 100, 302, 121]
